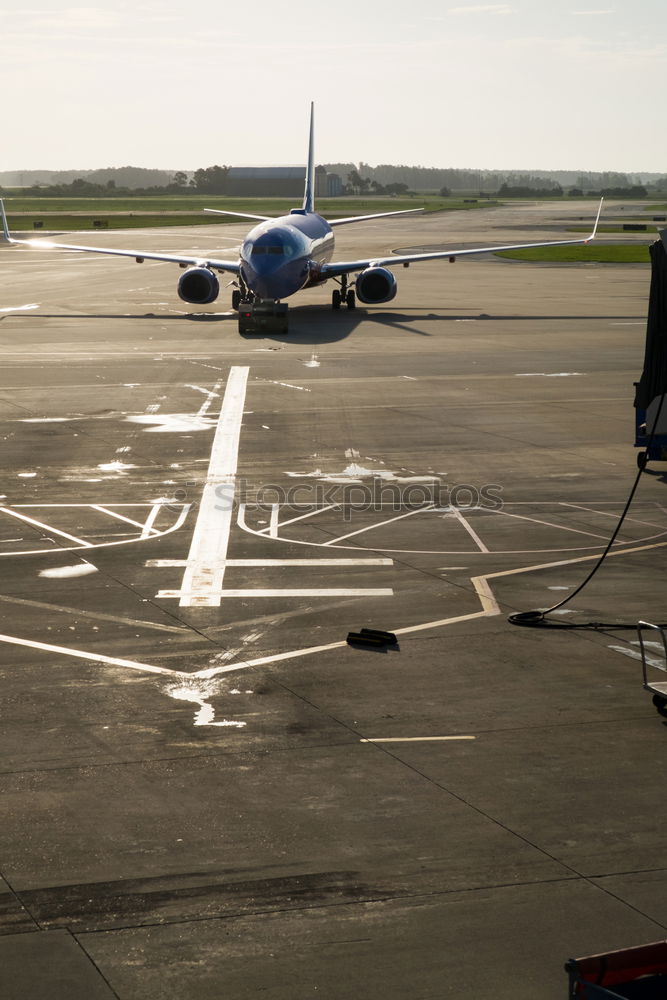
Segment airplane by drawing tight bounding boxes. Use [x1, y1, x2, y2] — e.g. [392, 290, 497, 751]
[1, 104, 602, 334]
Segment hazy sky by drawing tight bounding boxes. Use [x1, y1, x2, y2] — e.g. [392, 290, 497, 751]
[3, 0, 666, 172]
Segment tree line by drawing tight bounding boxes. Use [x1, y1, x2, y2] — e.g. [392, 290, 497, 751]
[0, 165, 231, 198]
[0, 163, 660, 199]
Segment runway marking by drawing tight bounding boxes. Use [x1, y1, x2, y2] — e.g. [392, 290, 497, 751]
[159, 588, 393, 599]
[261, 380, 311, 392]
[322, 507, 426, 546]
[250, 503, 340, 534]
[609, 645, 665, 670]
[147, 558, 393, 568]
[140, 504, 162, 539]
[269, 503, 279, 538]
[203, 599, 360, 634]
[450, 508, 489, 553]
[39, 564, 97, 579]
[0, 632, 190, 678]
[560, 502, 667, 532]
[187, 380, 222, 417]
[196, 538, 667, 678]
[0, 504, 190, 556]
[4, 540, 666, 730]
[0, 506, 92, 548]
[360, 736, 476, 743]
[91, 504, 160, 536]
[491, 506, 614, 542]
[178, 366, 249, 607]
[0, 594, 188, 632]
[237, 501, 667, 555]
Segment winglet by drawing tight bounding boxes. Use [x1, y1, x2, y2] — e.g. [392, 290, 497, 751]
[302, 102, 315, 214]
[0, 199, 11, 242]
[584, 197, 604, 243]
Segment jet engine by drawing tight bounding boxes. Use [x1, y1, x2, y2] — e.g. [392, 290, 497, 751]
[177, 266, 220, 305]
[354, 266, 397, 305]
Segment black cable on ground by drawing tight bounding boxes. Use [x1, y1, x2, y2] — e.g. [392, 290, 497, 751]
[509, 240, 667, 631]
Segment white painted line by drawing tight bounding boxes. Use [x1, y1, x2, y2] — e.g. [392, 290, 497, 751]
[178, 366, 249, 608]
[4, 539, 667, 688]
[0, 504, 190, 558]
[491, 506, 613, 542]
[158, 588, 394, 599]
[230, 558, 394, 567]
[450, 507, 490, 553]
[322, 507, 427, 546]
[269, 503, 279, 538]
[360, 736, 476, 743]
[0, 594, 188, 632]
[252, 503, 340, 534]
[147, 557, 393, 567]
[199, 539, 667, 677]
[140, 503, 162, 539]
[91, 504, 160, 535]
[192, 380, 222, 417]
[14, 503, 175, 508]
[0, 632, 189, 677]
[609, 645, 665, 670]
[0, 506, 93, 547]
[560, 502, 667, 532]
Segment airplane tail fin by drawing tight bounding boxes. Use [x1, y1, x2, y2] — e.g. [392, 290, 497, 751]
[302, 102, 315, 214]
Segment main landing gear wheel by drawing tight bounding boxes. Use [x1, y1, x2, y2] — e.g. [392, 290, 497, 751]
[332, 289, 341, 310]
[637, 451, 648, 470]
[231, 289, 242, 311]
[346, 289, 356, 310]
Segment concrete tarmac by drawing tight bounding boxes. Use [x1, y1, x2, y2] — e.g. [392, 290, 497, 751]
[0, 201, 666, 999]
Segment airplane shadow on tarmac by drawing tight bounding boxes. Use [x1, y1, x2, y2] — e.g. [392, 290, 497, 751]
[244, 307, 648, 345]
[6, 309, 647, 347]
[5, 309, 420, 342]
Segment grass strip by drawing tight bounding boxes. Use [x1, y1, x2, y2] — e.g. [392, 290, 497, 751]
[496, 244, 650, 264]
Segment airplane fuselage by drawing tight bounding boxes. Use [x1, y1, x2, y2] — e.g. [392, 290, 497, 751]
[239, 210, 335, 301]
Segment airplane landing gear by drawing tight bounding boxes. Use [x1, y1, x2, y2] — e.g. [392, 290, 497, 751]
[332, 276, 356, 310]
[231, 278, 249, 312]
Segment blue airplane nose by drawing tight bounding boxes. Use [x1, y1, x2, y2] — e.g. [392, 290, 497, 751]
[241, 226, 311, 300]
[243, 254, 309, 300]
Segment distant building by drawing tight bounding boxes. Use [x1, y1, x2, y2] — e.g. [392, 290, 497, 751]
[324, 172, 343, 197]
[225, 166, 342, 198]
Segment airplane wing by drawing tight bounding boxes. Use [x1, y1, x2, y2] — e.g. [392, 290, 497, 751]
[328, 208, 424, 227]
[204, 207, 424, 226]
[321, 199, 604, 277]
[0, 200, 241, 273]
[204, 209, 275, 222]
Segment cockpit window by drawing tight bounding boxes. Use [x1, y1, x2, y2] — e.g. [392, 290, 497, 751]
[251, 244, 293, 256]
[244, 227, 305, 261]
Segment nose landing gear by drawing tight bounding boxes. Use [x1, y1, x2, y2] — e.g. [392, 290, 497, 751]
[332, 276, 356, 310]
